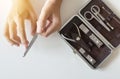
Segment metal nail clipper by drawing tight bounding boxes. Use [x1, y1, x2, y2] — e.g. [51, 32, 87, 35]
[61, 23, 91, 52]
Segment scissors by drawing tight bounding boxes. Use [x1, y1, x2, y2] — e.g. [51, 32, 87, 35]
[23, 34, 38, 57]
[84, 5, 112, 31]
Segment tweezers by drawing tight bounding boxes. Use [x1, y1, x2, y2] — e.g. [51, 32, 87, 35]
[23, 34, 38, 57]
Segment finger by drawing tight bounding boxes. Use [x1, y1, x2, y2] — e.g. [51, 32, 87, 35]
[15, 15, 29, 48]
[29, 10, 37, 35]
[44, 19, 61, 37]
[38, 19, 50, 36]
[8, 21, 21, 46]
[4, 22, 19, 46]
[37, 10, 49, 34]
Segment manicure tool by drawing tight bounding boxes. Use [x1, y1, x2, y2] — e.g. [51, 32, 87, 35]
[79, 24, 103, 48]
[79, 14, 115, 50]
[61, 23, 91, 52]
[79, 47, 96, 65]
[61, 23, 95, 64]
[84, 5, 111, 31]
[102, 6, 120, 25]
[91, 5, 114, 30]
[23, 34, 38, 57]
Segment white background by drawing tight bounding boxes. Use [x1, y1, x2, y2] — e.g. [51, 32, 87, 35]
[0, 0, 120, 79]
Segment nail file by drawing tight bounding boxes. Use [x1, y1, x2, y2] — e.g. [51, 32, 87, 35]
[23, 34, 38, 57]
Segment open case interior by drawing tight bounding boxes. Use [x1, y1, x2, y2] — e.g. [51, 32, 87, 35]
[80, 0, 120, 47]
[59, 0, 120, 68]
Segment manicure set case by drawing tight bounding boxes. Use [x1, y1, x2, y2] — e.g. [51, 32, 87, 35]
[59, 0, 120, 68]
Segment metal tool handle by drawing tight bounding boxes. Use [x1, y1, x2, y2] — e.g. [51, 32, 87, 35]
[23, 34, 38, 57]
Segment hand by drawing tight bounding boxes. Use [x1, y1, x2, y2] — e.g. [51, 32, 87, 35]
[4, 0, 37, 48]
[37, 0, 62, 37]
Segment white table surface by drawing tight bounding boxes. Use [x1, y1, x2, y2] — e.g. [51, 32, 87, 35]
[0, 0, 120, 79]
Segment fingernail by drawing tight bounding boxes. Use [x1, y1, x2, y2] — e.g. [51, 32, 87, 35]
[45, 34, 49, 37]
[31, 31, 35, 36]
[41, 33, 48, 37]
[25, 44, 28, 49]
[24, 43, 28, 49]
[23, 41, 29, 48]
